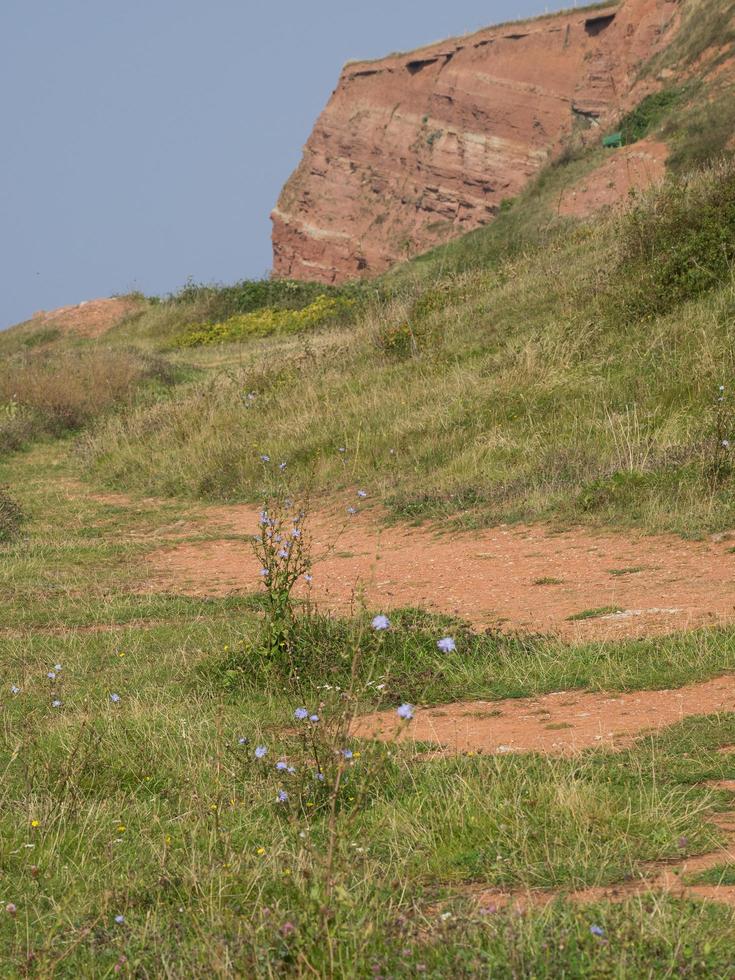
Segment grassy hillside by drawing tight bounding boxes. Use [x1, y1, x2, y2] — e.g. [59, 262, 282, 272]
[74, 160, 735, 537]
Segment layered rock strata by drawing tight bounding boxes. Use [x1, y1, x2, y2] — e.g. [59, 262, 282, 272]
[272, 0, 679, 282]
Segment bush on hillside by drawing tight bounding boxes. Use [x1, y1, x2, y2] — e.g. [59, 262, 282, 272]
[618, 159, 735, 318]
[177, 294, 355, 347]
[0, 348, 176, 440]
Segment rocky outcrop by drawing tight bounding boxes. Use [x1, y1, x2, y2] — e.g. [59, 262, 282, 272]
[272, 0, 679, 283]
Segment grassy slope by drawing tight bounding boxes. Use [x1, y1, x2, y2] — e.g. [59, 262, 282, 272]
[2, 444, 735, 974]
[81, 161, 735, 537]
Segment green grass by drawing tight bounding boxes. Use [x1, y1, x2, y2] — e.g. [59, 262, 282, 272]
[566, 606, 623, 622]
[3, 445, 735, 973]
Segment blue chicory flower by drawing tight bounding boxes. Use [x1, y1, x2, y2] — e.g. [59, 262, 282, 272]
[397, 703, 414, 721]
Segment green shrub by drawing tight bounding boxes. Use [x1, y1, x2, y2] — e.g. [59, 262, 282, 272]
[619, 88, 683, 145]
[0, 487, 24, 542]
[618, 159, 735, 319]
[177, 294, 354, 347]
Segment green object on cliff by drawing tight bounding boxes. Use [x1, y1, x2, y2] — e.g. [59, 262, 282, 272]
[603, 131, 624, 148]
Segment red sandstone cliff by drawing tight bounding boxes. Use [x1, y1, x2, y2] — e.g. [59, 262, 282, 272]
[272, 0, 679, 283]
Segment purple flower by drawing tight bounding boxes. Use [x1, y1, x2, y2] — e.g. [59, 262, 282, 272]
[279, 462, 287, 471]
[260, 568, 270, 577]
[314, 772, 325, 782]
[255, 746, 268, 759]
[278, 549, 289, 559]
[51, 700, 62, 708]
[437, 636, 456, 653]
[341, 749, 353, 760]
[347, 506, 357, 516]
[294, 707, 308, 720]
[590, 924, 604, 938]
[304, 573, 313, 583]
[10, 685, 20, 695]
[259, 454, 270, 463]
[47, 672, 56, 681]
[357, 490, 368, 499]
[238, 737, 248, 745]
[372, 615, 390, 631]
[277, 790, 289, 804]
[276, 761, 288, 771]
[109, 693, 121, 703]
[397, 703, 414, 721]
[287, 766, 296, 774]
[292, 529, 301, 539]
[115, 914, 125, 925]
[309, 714, 319, 723]
[259, 511, 269, 526]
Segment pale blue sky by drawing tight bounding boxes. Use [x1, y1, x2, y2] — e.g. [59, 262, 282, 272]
[1, 1, 568, 329]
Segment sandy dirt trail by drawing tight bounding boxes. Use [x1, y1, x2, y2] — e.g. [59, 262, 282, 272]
[144, 498, 735, 641]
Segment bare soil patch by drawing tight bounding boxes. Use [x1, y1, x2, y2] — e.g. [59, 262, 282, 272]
[146, 501, 735, 640]
[352, 674, 735, 755]
[30, 297, 143, 339]
[558, 139, 668, 218]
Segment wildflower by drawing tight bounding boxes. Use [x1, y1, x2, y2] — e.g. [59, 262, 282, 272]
[437, 636, 456, 653]
[30, 820, 40, 828]
[276, 761, 289, 771]
[590, 924, 605, 938]
[109, 693, 121, 703]
[287, 766, 296, 774]
[347, 506, 357, 516]
[51, 700, 62, 708]
[47, 672, 56, 681]
[278, 549, 289, 559]
[294, 707, 308, 720]
[338, 447, 346, 454]
[314, 772, 325, 782]
[304, 573, 313, 583]
[260, 568, 270, 577]
[292, 529, 301, 538]
[5, 903, 16, 916]
[260, 454, 270, 463]
[10, 685, 19, 695]
[309, 714, 319, 723]
[54, 664, 62, 672]
[397, 703, 414, 721]
[357, 490, 368, 499]
[372, 614, 390, 631]
[256, 847, 266, 855]
[115, 914, 125, 925]
[255, 746, 268, 759]
[723, 440, 731, 449]
[277, 790, 289, 804]
[281, 921, 296, 937]
[279, 462, 287, 471]
[259, 511, 269, 525]
[238, 737, 248, 745]
[341, 749, 353, 760]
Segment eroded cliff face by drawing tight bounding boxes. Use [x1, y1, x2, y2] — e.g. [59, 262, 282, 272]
[272, 0, 679, 283]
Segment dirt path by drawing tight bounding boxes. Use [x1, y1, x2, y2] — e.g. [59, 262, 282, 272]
[467, 784, 735, 913]
[145, 499, 735, 640]
[352, 674, 735, 755]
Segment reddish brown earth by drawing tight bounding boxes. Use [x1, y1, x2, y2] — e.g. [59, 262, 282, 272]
[146, 500, 735, 641]
[558, 138, 668, 217]
[29, 297, 143, 339]
[352, 675, 735, 755]
[272, 0, 680, 283]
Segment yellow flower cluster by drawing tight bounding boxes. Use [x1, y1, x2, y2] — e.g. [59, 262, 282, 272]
[178, 294, 352, 347]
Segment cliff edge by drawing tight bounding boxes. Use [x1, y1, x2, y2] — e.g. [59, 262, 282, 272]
[272, 0, 679, 283]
